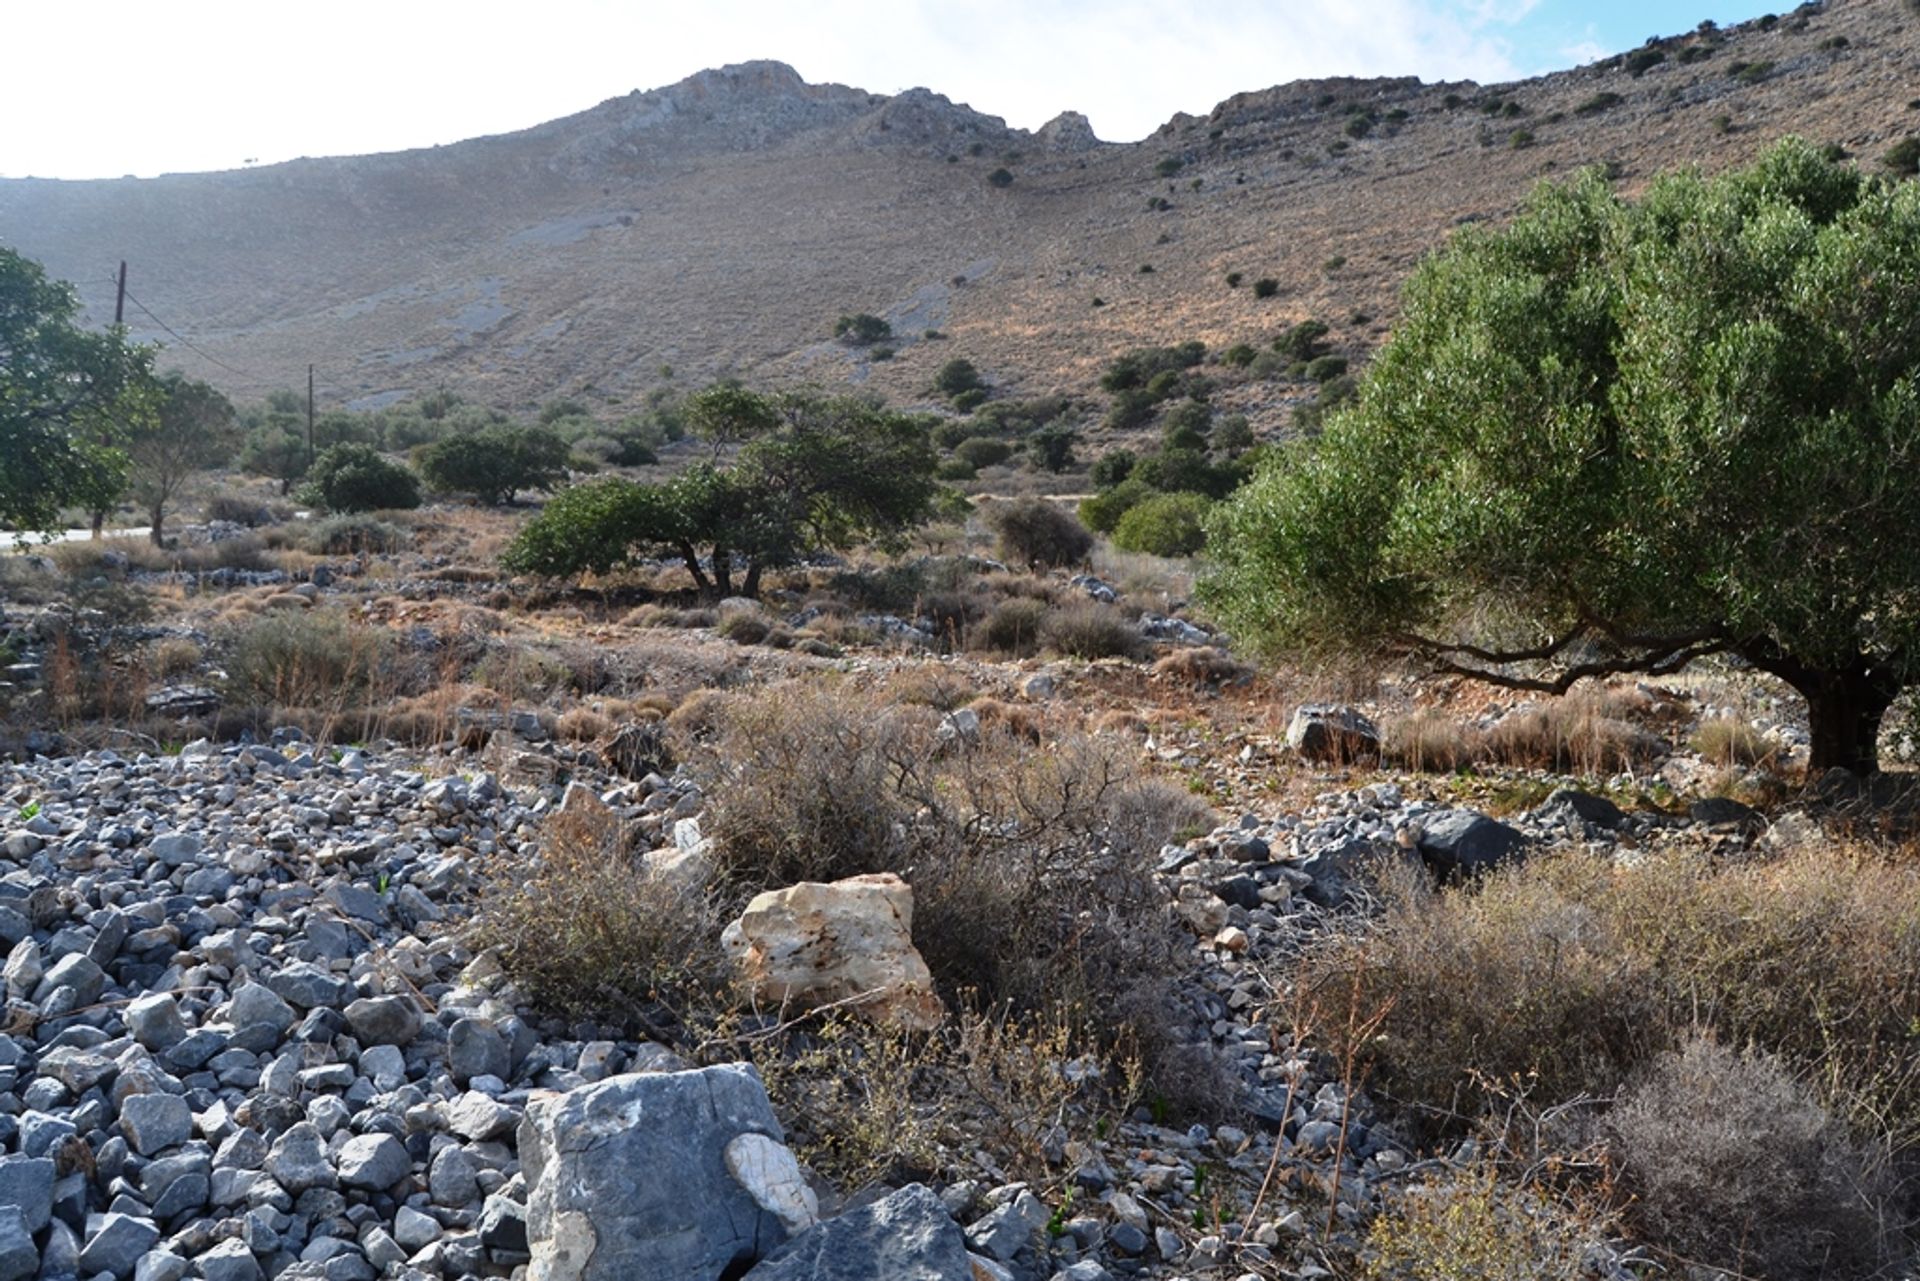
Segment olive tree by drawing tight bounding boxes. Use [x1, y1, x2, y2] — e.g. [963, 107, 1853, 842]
[503, 387, 941, 596]
[128, 373, 239, 544]
[1205, 139, 1920, 774]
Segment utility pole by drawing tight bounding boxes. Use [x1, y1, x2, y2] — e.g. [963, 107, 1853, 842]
[307, 364, 316, 467]
[93, 261, 130, 539]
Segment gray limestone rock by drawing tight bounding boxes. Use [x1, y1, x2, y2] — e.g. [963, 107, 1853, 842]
[119, 1092, 193, 1156]
[335, 1133, 410, 1191]
[79, 1212, 161, 1279]
[0, 1207, 34, 1281]
[521, 1064, 790, 1281]
[744, 1184, 973, 1281]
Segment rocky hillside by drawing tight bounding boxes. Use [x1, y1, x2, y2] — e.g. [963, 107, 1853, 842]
[1, 0, 1914, 421]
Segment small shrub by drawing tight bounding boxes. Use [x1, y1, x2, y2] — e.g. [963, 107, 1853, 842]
[306, 514, 408, 556]
[414, 425, 571, 505]
[300, 444, 420, 514]
[225, 608, 394, 710]
[1304, 354, 1349, 383]
[1610, 1038, 1898, 1279]
[1365, 1164, 1611, 1281]
[1884, 136, 1920, 176]
[932, 358, 986, 399]
[951, 388, 989, 413]
[1150, 647, 1251, 686]
[1041, 602, 1145, 660]
[1382, 710, 1485, 773]
[1112, 492, 1211, 558]
[1224, 271, 1243, 288]
[1691, 715, 1775, 767]
[1154, 157, 1184, 177]
[1252, 278, 1279, 299]
[474, 806, 729, 1028]
[716, 611, 773, 646]
[987, 167, 1014, 188]
[1624, 47, 1667, 76]
[1323, 255, 1347, 271]
[1089, 450, 1137, 489]
[204, 492, 282, 526]
[1508, 128, 1535, 149]
[1221, 343, 1256, 368]
[953, 437, 1014, 470]
[1482, 692, 1664, 775]
[973, 598, 1050, 656]
[833, 312, 892, 345]
[983, 497, 1093, 568]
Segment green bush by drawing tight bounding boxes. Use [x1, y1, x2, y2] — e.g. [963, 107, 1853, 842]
[1112, 492, 1212, 558]
[1252, 278, 1279, 299]
[1222, 343, 1257, 367]
[300, 444, 420, 513]
[1305, 354, 1350, 383]
[1090, 450, 1137, 489]
[1625, 48, 1666, 76]
[984, 497, 1093, 568]
[933, 358, 986, 399]
[1885, 137, 1920, 176]
[1575, 91, 1624, 116]
[1027, 424, 1077, 472]
[415, 425, 571, 505]
[1079, 476, 1153, 534]
[953, 437, 1014, 469]
[1274, 318, 1330, 360]
[987, 167, 1014, 188]
[834, 313, 892, 345]
[952, 388, 989, 413]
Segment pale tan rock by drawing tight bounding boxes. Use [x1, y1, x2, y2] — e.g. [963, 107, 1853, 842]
[721, 873, 945, 1029]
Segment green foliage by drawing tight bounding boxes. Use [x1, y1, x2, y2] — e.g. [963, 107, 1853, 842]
[1204, 139, 1920, 771]
[1154, 157, 1184, 177]
[1224, 271, 1243, 288]
[1252, 278, 1279, 298]
[987, 167, 1014, 188]
[1079, 477, 1154, 534]
[415, 425, 571, 505]
[1304, 354, 1349, 383]
[1274, 318, 1331, 360]
[833, 312, 892, 345]
[1112, 492, 1212, 558]
[1027, 424, 1077, 472]
[300, 444, 420, 513]
[238, 423, 311, 494]
[1090, 450, 1137, 489]
[128, 373, 238, 543]
[1222, 343, 1257, 367]
[932, 357, 986, 400]
[1885, 137, 1920, 176]
[504, 388, 941, 595]
[1624, 48, 1666, 76]
[0, 250, 156, 534]
[953, 437, 1014, 469]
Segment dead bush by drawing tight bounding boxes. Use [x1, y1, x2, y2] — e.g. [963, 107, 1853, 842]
[146, 635, 205, 679]
[1040, 602, 1146, 661]
[967, 697, 1045, 743]
[1691, 715, 1777, 767]
[971, 597, 1050, 656]
[689, 682, 1212, 1100]
[1151, 646, 1253, 687]
[882, 666, 979, 712]
[555, 707, 611, 742]
[1610, 1037, 1900, 1280]
[472, 807, 730, 1033]
[1307, 843, 1920, 1157]
[982, 496, 1094, 569]
[1364, 1161, 1615, 1281]
[664, 687, 737, 746]
[224, 608, 399, 714]
[1482, 692, 1666, 775]
[716, 611, 774, 645]
[1382, 710, 1485, 773]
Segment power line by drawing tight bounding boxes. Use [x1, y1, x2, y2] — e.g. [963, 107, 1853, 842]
[108, 273, 360, 400]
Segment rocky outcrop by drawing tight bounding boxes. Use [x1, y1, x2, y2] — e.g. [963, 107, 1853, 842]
[1284, 705, 1381, 764]
[721, 873, 946, 1030]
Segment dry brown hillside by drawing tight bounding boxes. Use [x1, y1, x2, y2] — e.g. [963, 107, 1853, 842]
[2, 0, 1915, 427]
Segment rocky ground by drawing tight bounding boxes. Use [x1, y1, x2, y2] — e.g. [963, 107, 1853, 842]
[0, 684, 1816, 1281]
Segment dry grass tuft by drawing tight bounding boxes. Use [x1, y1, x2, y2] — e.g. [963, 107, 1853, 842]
[1481, 690, 1666, 776]
[1381, 709, 1484, 773]
[1691, 715, 1778, 768]
[1151, 646, 1253, 687]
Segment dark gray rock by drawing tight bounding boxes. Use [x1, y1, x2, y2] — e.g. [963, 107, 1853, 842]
[124, 993, 187, 1050]
[478, 1195, 528, 1254]
[0, 1206, 34, 1281]
[1284, 705, 1380, 764]
[1415, 809, 1528, 877]
[264, 963, 352, 1012]
[1690, 796, 1762, 828]
[119, 1092, 193, 1156]
[427, 1145, 478, 1207]
[446, 1018, 509, 1086]
[335, 1134, 409, 1191]
[343, 996, 419, 1048]
[265, 1123, 337, 1194]
[521, 1064, 791, 1281]
[79, 1211, 161, 1278]
[0, 1155, 53, 1233]
[1539, 788, 1627, 830]
[744, 1184, 972, 1281]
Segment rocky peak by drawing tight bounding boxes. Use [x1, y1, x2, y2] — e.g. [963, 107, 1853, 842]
[1036, 110, 1103, 153]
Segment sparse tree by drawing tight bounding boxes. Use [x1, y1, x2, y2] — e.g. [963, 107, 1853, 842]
[127, 373, 239, 545]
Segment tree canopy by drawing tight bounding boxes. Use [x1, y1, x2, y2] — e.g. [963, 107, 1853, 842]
[128, 372, 239, 544]
[0, 250, 156, 534]
[414, 425, 571, 505]
[1204, 138, 1920, 773]
[502, 387, 942, 596]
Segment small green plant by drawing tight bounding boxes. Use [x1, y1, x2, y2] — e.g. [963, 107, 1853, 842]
[1154, 157, 1184, 177]
[1323, 255, 1347, 271]
[1625, 47, 1667, 77]
[1574, 92, 1623, 116]
[987, 167, 1014, 188]
[1224, 271, 1243, 288]
[1252, 278, 1279, 299]
[833, 313, 892, 345]
[1885, 137, 1920, 176]
[17, 801, 39, 821]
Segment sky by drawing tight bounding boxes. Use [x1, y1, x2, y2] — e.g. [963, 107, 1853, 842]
[5, 0, 1784, 180]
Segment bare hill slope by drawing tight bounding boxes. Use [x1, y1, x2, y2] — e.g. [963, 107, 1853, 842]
[3, 1, 1915, 420]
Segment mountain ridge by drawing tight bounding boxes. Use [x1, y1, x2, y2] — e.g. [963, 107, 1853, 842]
[1, 0, 1910, 428]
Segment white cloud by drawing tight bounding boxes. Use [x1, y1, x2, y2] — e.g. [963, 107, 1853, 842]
[2, 0, 1536, 178]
